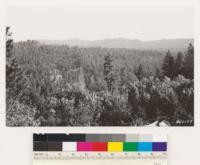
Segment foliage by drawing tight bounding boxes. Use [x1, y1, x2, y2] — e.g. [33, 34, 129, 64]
[162, 44, 194, 79]
[162, 50, 175, 78]
[103, 53, 114, 92]
[174, 52, 184, 77]
[6, 99, 40, 126]
[6, 27, 25, 98]
[135, 64, 145, 80]
[6, 33, 194, 126]
[127, 76, 194, 125]
[182, 43, 194, 79]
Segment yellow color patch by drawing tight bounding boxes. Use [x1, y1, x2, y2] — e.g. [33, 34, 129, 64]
[108, 142, 123, 152]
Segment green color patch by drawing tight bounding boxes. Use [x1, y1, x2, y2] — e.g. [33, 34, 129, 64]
[123, 142, 138, 151]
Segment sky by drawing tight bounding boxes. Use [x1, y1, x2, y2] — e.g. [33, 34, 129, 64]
[6, 5, 194, 41]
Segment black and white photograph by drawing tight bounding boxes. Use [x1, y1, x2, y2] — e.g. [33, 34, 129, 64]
[6, 4, 194, 126]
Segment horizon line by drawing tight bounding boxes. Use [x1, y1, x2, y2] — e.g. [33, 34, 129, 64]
[14, 37, 194, 42]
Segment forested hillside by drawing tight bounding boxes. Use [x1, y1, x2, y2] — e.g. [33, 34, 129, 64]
[41, 38, 193, 52]
[6, 28, 194, 126]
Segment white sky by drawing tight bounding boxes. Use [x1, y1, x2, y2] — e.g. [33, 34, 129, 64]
[6, 5, 194, 41]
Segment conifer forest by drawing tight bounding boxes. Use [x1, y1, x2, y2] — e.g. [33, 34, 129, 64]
[6, 27, 194, 126]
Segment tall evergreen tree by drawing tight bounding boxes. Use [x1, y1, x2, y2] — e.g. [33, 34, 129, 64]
[174, 52, 184, 77]
[103, 53, 114, 92]
[162, 50, 175, 79]
[183, 43, 194, 79]
[135, 64, 145, 80]
[6, 27, 24, 97]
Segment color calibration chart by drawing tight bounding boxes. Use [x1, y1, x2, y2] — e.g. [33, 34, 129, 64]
[33, 133, 168, 165]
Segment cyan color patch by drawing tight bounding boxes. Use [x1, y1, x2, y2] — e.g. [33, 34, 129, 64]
[138, 142, 152, 151]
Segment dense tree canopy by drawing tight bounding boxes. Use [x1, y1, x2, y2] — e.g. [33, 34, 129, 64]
[6, 28, 194, 126]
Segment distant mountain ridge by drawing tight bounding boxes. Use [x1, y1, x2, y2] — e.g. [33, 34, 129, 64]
[40, 38, 194, 51]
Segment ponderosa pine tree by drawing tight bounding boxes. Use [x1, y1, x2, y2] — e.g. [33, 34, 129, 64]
[162, 50, 175, 79]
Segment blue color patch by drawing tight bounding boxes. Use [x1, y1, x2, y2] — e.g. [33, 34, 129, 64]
[138, 142, 152, 151]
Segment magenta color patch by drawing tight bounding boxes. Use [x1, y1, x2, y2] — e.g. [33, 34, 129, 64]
[77, 142, 93, 151]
